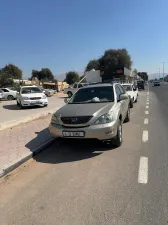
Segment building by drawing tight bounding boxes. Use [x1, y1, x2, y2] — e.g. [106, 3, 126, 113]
[100, 66, 131, 83]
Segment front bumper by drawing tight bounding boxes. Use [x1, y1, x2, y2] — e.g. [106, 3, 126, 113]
[21, 99, 48, 107]
[49, 120, 119, 141]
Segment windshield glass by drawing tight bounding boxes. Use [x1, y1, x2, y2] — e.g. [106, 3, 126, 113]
[122, 85, 132, 91]
[21, 87, 42, 94]
[68, 86, 114, 104]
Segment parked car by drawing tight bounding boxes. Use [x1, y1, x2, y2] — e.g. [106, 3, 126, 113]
[137, 80, 145, 90]
[16, 86, 48, 109]
[153, 80, 160, 86]
[49, 83, 130, 147]
[44, 89, 54, 97]
[121, 84, 138, 108]
[0, 88, 17, 100]
[0, 89, 4, 100]
[64, 83, 89, 98]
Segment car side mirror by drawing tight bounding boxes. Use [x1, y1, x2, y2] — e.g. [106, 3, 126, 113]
[119, 94, 128, 101]
[64, 98, 70, 103]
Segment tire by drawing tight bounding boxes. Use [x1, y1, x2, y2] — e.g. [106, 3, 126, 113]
[135, 95, 138, 103]
[130, 99, 133, 108]
[67, 91, 72, 98]
[7, 95, 14, 100]
[19, 101, 24, 109]
[124, 107, 130, 123]
[112, 121, 122, 147]
[17, 100, 20, 106]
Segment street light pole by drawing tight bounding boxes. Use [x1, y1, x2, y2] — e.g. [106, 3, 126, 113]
[161, 62, 168, 81]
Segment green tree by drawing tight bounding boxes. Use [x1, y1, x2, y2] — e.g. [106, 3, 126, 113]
[0, 70, 14, 88]
[31, 68, 54, 81]
[2, 64, 22, 79]
[65, 71, 79, 85]
[99, 48, 132, 71]
[85, 59, 100, 72]
[138, 72, 148, 81]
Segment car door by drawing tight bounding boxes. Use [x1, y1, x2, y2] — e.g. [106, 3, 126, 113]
[115, 85, 124, 121]
[118, 84, 129, 118]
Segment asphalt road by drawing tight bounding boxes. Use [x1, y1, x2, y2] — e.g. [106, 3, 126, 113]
[0, 84, 168, 225]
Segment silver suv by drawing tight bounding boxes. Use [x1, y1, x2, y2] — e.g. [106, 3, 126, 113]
[49, 83, 130, 147]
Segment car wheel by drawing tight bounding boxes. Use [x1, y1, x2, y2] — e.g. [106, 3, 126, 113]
[19, 101, 25, 109]
[112, 121, 122, 147]
[135, 96, 138, 103]
[124, 107, 130, 123]
[130, 99, 133, 108]
[67, 92, 72, 98]
[17, 100, 20, 106]
[7, 95, 15, 100]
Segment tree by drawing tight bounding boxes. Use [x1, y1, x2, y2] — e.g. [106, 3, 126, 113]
[0, 70, 14, 88]
[85, 59, 100, 72]
[31, 68, 54, 81]
[65, 71, 79, 85]
[138, 72, 148, 81]
[99, 48, 132, 71]
[2, 64, 22, 79]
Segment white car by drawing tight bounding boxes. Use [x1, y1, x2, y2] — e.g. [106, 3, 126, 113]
[0, 88, 17, 100]
[121, 84, 138, 108]
[64, 83, 89, 98]
[16, 86, 48, 109]
[0, 89, 4, 100]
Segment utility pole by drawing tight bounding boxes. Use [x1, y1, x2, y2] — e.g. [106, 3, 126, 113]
[161, 62, 168, 81]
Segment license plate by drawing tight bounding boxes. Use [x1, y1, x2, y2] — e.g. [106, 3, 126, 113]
[31, 101, 40, 105]
[62, 131, 84, 137]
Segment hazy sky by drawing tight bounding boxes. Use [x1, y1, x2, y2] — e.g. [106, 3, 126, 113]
[0, 0, 168, 79]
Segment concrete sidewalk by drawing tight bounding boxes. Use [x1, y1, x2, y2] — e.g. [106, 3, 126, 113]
[0, 115, 54, 178]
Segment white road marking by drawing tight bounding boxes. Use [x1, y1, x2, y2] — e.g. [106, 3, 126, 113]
[146, 105, 149, 109]
[145, 111, 149, 115]
[144, 118, 148, 124]
[142, 130, 148, 142]
[138, 157, 148, 184]
[146, 102, 149, 105]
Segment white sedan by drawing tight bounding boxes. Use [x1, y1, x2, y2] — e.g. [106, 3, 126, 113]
[0, 88, 17, 100]
[121, 84, 138, 108]
[16, 86, 48, 109]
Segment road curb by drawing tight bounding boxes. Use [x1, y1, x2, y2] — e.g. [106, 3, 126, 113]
[0, 109, 57, 131]
[0, 137, 55, 178]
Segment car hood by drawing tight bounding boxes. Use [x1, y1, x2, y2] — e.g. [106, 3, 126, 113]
[21, 93, 45, 98]
[55, 102, 115, 117]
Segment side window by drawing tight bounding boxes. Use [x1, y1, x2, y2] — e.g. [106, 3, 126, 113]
[2, 88, 9, 92]
[78, 84, 82, 88]
[118, 85, 126, 94]
[115, 85, 121, 101]
[73, 83, 77, 88]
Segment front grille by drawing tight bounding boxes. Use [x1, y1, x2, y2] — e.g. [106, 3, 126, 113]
[30, 97, 41, 100]
[61, 116, 92, 124]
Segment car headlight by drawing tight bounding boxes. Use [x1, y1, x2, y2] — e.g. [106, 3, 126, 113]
[51, 114, 59, 124]
[95, 112, 114, 124]
[41, 95, 47, 99]
[22, 96, 29, 100]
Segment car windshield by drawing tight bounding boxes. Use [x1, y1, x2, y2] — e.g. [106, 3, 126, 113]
[122, 85, 132, 91]
[68, 86, 114, 104]
[21, 87, 42, 94]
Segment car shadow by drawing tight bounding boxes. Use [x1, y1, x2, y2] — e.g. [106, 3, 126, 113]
[3, 104, 20, 110]
[25, 128, 115, 165]
[3, 104, 42, 110]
